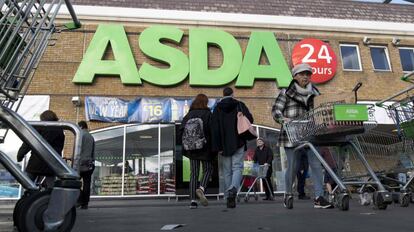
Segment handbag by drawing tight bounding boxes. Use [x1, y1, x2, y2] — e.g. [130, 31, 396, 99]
[237, 102, 257, 141]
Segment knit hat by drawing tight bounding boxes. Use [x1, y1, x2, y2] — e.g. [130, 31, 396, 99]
[291, 63, 313, 77]
[257, 137, 265, 142]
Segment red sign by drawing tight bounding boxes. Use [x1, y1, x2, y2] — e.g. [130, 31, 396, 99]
[291, 38, 337, 84]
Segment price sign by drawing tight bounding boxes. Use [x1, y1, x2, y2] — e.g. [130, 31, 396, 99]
[291, 38, 337, 84]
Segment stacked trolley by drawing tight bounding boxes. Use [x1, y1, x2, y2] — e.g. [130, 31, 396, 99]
[284, 102, 392, 210]
[1, 1, 82, 231]
[374, 71, 414, 207]
[354, 130, 414, 207]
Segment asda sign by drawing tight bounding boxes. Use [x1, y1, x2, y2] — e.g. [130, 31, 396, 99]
[73, 24, 292, 87]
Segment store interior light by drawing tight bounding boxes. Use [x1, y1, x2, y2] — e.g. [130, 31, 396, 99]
[139, 135, 153, 139]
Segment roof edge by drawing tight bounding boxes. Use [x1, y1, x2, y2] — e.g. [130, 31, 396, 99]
[58, 5, 414, 36]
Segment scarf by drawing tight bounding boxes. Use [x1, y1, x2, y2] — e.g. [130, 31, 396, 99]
[294, 82, 314, 105]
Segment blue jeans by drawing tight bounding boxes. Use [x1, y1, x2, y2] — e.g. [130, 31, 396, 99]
[285, 147, 324, 198]
[221, 147, 245, 197]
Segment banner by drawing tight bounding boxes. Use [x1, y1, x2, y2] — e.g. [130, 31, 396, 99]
[85, 96, 218, 123]
[85, 97, 130, 122]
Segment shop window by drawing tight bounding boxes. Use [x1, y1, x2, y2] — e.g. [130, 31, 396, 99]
[399, 48, 414, 72]
[370, 46, 391, 71]
[92, 127, 125, 196]
[339, 44, 362, 71]
[125, 125, 160, 195]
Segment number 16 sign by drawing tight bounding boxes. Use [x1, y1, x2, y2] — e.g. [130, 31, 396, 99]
[291, 38, 337, 84]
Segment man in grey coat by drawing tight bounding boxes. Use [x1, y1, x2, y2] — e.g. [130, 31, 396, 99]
[77, 121, 95, 209]
[272, 63, 332, 209]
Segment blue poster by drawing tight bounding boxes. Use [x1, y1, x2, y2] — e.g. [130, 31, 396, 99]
[132, 98, 171, 123]
[85, 97, 130, 123]
[85, 96, 218, 123]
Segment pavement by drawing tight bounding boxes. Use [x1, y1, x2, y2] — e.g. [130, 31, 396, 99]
[1, 196, 414, 232]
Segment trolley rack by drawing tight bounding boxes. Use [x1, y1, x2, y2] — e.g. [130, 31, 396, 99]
[1, 0, 82, 231]
[284, 102, 392, 210]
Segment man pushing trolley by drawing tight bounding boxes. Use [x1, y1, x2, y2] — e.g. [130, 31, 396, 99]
[272, 63, 392, 210]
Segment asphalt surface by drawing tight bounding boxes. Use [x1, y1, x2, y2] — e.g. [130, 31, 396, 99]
[1, 196, 414, 232]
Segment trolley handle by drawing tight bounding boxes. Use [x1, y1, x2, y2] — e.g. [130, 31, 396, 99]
[377, 71, 414, 107]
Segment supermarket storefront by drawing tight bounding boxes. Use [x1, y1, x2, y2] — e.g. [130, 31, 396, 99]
[0, 2, 413, 199]
[90, 124, 282, 197]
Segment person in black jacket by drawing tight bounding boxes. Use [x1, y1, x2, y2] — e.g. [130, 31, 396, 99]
[211, 87, 253, 208]
[253, 137, 274, 200]
[77, 120, 95, 210]
[180, 94, 214, 209]
[17, 110, 65, 188]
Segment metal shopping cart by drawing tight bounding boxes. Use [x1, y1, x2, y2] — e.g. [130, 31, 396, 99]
[1, 1, 82, 231]
[372, 71, 414, 207]
[284, 102, 392, 210]
[237, 164, 272, 202]
[353, 131, 414, 207]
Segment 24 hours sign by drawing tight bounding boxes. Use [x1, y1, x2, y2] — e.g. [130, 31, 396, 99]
[291, 38, 337, 84]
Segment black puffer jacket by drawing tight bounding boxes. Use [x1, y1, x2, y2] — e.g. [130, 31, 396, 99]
[17, 127, 65, 176]
[211, 97, 253, 156]
[179, 108, 213, 161]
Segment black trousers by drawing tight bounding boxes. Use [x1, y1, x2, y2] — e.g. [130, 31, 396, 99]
[264, 167, 274, 198]
[297, 167, 308, 196]
[79, 167, 95, 206]
[190, 159, 213, 200]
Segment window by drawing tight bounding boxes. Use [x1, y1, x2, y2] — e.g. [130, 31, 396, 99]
[370, 46, 391, 71]
[339, 44, 362, 71]
[399, 48, 414, 72]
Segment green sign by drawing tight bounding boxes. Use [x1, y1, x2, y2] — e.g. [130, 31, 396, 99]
[334, 104, 369, 121]
[73, 24, 292, 88]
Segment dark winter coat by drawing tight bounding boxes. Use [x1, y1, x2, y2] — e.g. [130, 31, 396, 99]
[211, 97, 253, 156]
[79, 129, 95, 172]
[17, 127, 65, 176]
[179, 108, 213, 161]
[272, 80, 320, 147]
[253, 145, 273, 166]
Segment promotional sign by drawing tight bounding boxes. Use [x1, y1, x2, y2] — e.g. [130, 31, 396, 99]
[291, 38, 337, 84]
[85, 96, 218, 123]
[136, 98, 171, 123]
[85, 97, 130, 122]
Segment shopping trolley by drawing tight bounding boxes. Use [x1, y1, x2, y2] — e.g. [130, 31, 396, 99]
[284, 102, 392, 210]
[353, 131, 414, 207]
[237, 164, 272, 202]
[0, 1, 82, 231]
[373, 71, 414, 207]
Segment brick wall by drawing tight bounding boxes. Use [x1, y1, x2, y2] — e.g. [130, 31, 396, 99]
[27, 21, 414, 156]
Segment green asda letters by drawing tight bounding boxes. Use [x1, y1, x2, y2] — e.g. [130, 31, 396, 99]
[73, 24, 292, 88]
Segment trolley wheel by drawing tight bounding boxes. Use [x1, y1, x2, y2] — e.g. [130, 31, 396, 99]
[13, 194, 30, 230]
[284, 196, 293, 209]
[400, 194, 410, 207]
[373, 192, 388, 210]
[336, 194, 350, 211]
[244, 197, 249, 203]
[237, 196, 240, 203]
[254, 195, 259, 201]
[17, 190, 76, 232]
[392, 193, 400, 204]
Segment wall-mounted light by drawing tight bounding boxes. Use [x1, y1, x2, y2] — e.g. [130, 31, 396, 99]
[71, 96, 81, 107]
[363, 36, 371, 45]
[392, 37, 401, 46]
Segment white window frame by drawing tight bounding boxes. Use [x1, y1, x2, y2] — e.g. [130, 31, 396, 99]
[398, 47, 414, 73]
[369, 45, 392, 72]
[339, 44, 362, 71]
